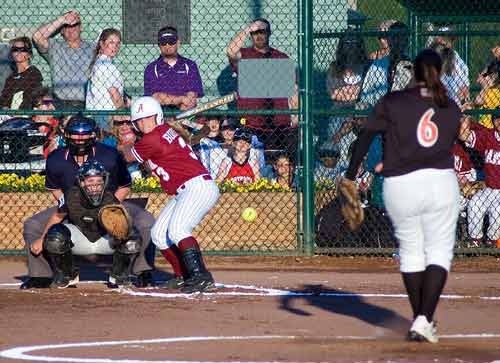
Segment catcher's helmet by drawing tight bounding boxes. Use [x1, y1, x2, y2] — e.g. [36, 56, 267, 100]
[130, 96, 163, 131]
[65, 115, 98, 156]
[77, 160, 109, 207]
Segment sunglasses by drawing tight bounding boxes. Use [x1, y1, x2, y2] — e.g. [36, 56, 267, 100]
[113, 120, 131, 126]
[35, 99, 54, 107]
[64, 22, 81, 28]
[159, 39, 177, 46]
[11, 47, 30, 53]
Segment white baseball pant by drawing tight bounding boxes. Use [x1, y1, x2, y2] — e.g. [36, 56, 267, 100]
[65, 224, 114, 255]
[383, 169, 460, 273]
[151, 175, 220, 250]
[467, 187, 500, 240]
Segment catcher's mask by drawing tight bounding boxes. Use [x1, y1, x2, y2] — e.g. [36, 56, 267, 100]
[65, 115, 98, 156]
[77, 160, 109, 207]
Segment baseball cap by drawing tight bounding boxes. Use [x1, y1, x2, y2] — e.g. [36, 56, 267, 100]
[221, 117, 240, 130]
[158, 27, 178, 45]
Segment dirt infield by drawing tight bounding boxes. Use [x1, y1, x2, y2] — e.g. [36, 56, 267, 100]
[1, 256, 500, 363]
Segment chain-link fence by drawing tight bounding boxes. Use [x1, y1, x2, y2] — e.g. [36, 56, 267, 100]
[0, 1, 499, 256]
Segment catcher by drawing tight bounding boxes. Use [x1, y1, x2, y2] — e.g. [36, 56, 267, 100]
[35, 160, 143, 288]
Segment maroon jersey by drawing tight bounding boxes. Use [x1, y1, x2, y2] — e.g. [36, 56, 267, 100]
[232, 47, 291, 130]
[367, 87, 462, 177]
[131, 125, 208, 194]
[466, 128, 500, 189]
[452, 143, 475, 181]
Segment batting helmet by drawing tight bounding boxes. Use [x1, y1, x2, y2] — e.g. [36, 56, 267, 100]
[65, 115, 98, 156]
[130, 96, 164, 131]
[77, 160, 109, 207]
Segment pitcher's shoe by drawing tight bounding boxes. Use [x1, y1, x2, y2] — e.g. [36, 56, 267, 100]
[407, 315, 438, 343]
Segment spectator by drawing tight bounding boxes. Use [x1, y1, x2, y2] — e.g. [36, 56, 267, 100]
[358, 21, 413, 108]
[20, 115, 155, 289]
[492, 44, 500, 61]
[314, 149, 344, 183]
[271, 153, 295, 188]
[474, 60, 500, 128]
[32, 10, 93, 109]
[227, 19, 298, 161]
[0, 37, 42, 110]
[108, 115, 142, 179]
[144, 26, 203, 110]
[204, 116, 224, 143]
[369, 20, 397, 60]
[429, 27, 470, 106]
[86, 28, 125, 131]
[0, 42, 13, 98]
[323, 31, 369, 155]
[459, 112, 500, 247]
[216, 128, 261, 184]
[31, 87, 59, 158]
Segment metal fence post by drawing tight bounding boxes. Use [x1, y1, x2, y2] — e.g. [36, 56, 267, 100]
[300, 0, 315, 256]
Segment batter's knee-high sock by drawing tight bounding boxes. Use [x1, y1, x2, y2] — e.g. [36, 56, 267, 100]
[402, 271, 425, 319]
[178, 236, 209, 274]
[161, 247, 184, 278]
[421, 264, 448, 323]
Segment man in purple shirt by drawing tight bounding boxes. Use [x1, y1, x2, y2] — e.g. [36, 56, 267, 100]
[144, 26, 204, 110]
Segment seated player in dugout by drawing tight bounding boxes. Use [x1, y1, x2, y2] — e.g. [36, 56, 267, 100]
[36, 160, 143, 288]
[21, 115, 155, 289]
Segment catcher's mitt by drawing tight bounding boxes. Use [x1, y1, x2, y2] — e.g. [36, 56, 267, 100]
[98, 204, 132, 240]
[338, 178, 365, 231]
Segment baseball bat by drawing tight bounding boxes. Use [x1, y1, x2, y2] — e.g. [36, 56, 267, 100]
[174, 92, 236, 129]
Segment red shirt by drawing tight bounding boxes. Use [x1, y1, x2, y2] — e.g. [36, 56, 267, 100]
[233, 47, 291, 130]
[466, 128, 500, 189]
[225, 160, 255, 184]
[131, 125, 208, 194]
[452, 143, 474, 180]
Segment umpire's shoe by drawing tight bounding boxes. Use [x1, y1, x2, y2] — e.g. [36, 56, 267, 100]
[181, 272, 215, 293]
[135, 271, 154, 288]
[20, 277, 52, 289]
[51, 269, 79, 289]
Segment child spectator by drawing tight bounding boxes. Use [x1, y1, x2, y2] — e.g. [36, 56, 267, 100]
[271, 153, 295, 188]
[314, 149, 344, 183]
[0, 37, 42, 110]
[474, 61, 500, 128]
[216, 128, 260, 184]
[31, 87, 59, 158]
[369, 20, 397, 60]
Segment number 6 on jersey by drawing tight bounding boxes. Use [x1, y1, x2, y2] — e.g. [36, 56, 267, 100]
[417, 108, 439, 148]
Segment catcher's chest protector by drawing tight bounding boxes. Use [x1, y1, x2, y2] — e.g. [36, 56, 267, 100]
[65, 188, 117, 242]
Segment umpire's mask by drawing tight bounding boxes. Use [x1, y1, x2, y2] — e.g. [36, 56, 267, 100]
[77, 160, 109, 207]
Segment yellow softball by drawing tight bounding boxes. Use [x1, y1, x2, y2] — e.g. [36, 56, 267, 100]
[241, 207, 257, 222]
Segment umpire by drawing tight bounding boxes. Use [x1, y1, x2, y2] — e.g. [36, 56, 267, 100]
[21, 115, 155, 289]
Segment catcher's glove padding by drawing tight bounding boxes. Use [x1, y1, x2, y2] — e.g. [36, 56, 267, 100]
[98, 204, 132, 240]
[338, 178, 365, 231]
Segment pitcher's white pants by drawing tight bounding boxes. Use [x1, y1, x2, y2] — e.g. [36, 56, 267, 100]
[151, 175, 220, 250]
[384, 169, 460, 273]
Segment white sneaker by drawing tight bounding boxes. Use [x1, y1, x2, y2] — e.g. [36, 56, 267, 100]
[408, 315, 438, 343]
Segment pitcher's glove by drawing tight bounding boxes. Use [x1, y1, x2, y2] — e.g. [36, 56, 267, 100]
[338, 178, 365, 231]
[98, 204, 132, 240]
[462, 181, 485, 199]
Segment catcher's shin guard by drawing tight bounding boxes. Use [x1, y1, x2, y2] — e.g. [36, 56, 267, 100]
[109, 250, 135, 287]
[48, 251, 79, 289]
[180, 248, 214, 293]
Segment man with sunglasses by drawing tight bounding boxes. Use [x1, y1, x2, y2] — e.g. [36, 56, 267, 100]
[226, 19, 298, 162]
[32, 10, 93, 110]
[144, 26, 204, 111]
[31, 87, 59, 158]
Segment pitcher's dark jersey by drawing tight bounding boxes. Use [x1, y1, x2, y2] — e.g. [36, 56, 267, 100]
[354, 87, 462, 178]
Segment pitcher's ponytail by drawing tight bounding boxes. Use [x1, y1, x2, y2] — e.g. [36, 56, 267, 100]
[414, 49, 449, 107]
